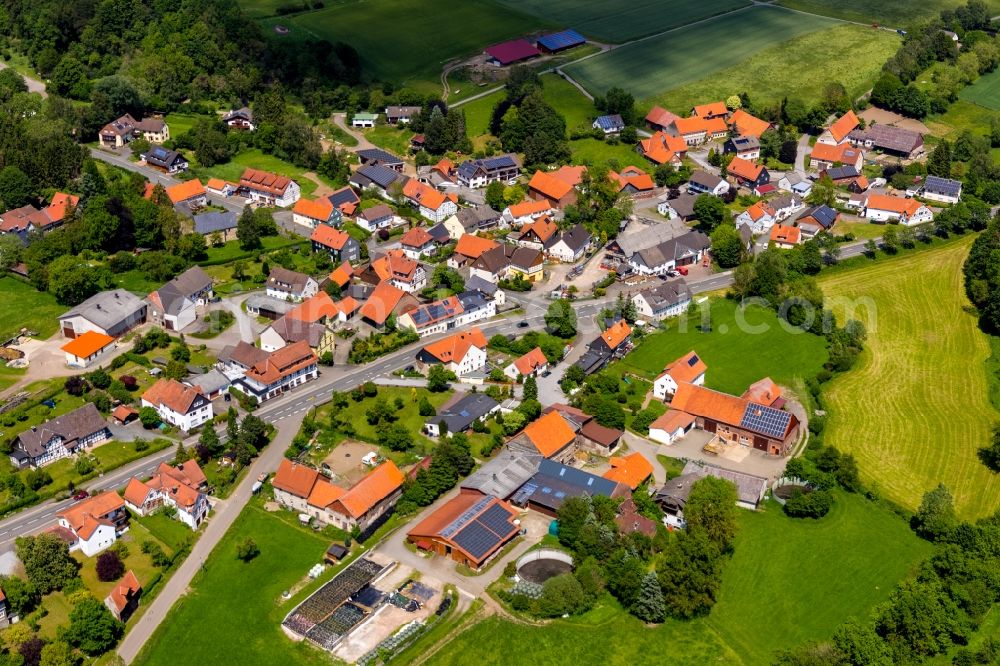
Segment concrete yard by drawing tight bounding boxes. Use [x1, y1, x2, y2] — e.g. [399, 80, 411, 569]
[321, 440, 380, 486]
[659, 428, 790, 481]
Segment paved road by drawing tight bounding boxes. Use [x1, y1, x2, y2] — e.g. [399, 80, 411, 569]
[0, 61, 46, 97]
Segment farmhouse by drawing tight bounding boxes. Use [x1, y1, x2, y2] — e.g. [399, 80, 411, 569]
[503, 199, 553, 226]
[795, 205, 840, 236]
[657, 461, 769, 516]
[266, 267, 319, 301]
[146, 266, 213, 333]
[402, 180, 458, 222]
[358, 148, 405, 172]
[461, 449, 541, 499]
[848, 124, 923, 158]
[165, 180, 207, 208]
[407, 494, 519, 570]
[55, 491, 129, 557]
[818, 110, 860, 145]
[726, 157, 770, 189]
[59, 289, 147, 339]
[424, 392, 499, 437]
[140, 146, 188, 174]
[470, 244, 543, 284]
[653, 350, 707, 401]
[239, 168, 301, 208]
[452, 204, 503, 234]
[455, 154, 520, 188]
[485, 39, 540, 66]
[222, 107, 255, 130]
[667, 116, 726, 145]
[98, 114, 138, 148]
[527, 171, 578, 209]
[546, 224, 591, 263]
[123, 461, 210, 530]
[692, 102, 728, 120]
[921, 175, 962, 204]
[862, 193, 933, 225]
[608, 166, 655, 195]
[632, 280, 692, 322]
[593, 114, 625, 134]
[510, 458, 626, 517]
[724, 135, 761, 161]
[728, 109, 770, 138]
[142, 379, 213, 431]
[273, 458, 404, 535]
[358, 282, 420, 328]
[415, 328, 488, 377]
[193, 211, 237, 240]
[356, 204, 395, 232]
[769, 224, 801, 249]
[384, 106, 422, 124]
[809, 142, 864, 172]
[504, 347, 548, 380]
[9, 403, 110, 469]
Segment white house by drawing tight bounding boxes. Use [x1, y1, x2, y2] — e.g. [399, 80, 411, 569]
[146, 267, 213, 332]
[230, 340, 318, 403]
[546, 224, 591, 263]
[123, 461, 210, 531]
[502, 199, 553, 227]
[632, 280, 692, 322]
[652, 350, 707, 401]
[771, 194, 805, 221]
[59, 290, 147, 339]
[9, 403, 110, 469]
[60, 331, 116, 369]
[648, 410, 697, 446]
[687, 170, 730, 197]
[778, 172, 813, 198]
[141, 379, 213, 432]
[55, 491, 129, 557]
[921, 175, 962, 205]
[735, 201, 776, 234]
[503, 347, 548, 380]
[415, 329, 488, 377]
[239, 168, 301, 208]
[862, 194, 934, 226]
[265, 267, 319, 302]
[357, 204, 396, 232]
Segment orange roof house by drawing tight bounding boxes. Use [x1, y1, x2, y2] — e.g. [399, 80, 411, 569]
[645, 106, 681, 130]
[518, 216, 558, 246]
[670, 383, 748, 428]
[332, 461, 405, 519]
[518, 411, 577, 458]
[509, 347, 548, 377]
[105, 570, 141, 621]
[610, 166, 655, 193]
[770, 224, 801, 246]
[403, 179, 450, 212]
[142, 379, 205, 415]
[293, 197, 335, 224]
[285, 292, 339, 323]
[419, 328, 488, 365]
[56, 491, 126, 543]
[310, 225, 353, 251]
[810, 142, 863, 168]
[744, 201, 777, 223]
[273, 458, 321, 498]
[400, 226, 436, 251]
[672, 116, 711, 137]
[329, 261, 353, 288]
[551, 165, 587, 187]
[692, 101, 729, 119]
[61, 330, 115, 363]
[243, 340, 317, 386]
[453, 234, 499, 262]
[600, 320, 632, 351]
[358, 281, 418, 326]
[240, 168, 293, 197]
[507, 198, 552, 220]
[165, 179, 206, 205]
[727, 157, 766, 184]
[638, 132, 688, 165]
[603, 452, 654, 490]
[864, 193, 922, 216]
[826, 110, 860, 143]
[728, 109, 770, 138]
[45, 192, 80, 224]
[656, 350, 708, 386]
[743, 377, 783, 406]
[528, 170, 577, 208]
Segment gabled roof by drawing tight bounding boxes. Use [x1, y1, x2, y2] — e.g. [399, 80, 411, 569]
[795, 205, 838, 230]
[693, 102, 728, 117]
[61, 330, 114, 358]
[403, 179, 449, 211]
[742, 377, 782, 406]
[690, 168, 726, 190]
[603, 452, 654, 490]
[285, 292, 338, 323]
[461, 449, 541, 498]
[650, 409, 697, 433]
[770, 224, 801, 245]
[15, 403, 107, 457]
[645, 106, 681, 128]
[106, 570, 141, 615]
[923, 175, 962, 197]
[407, 494, 518, 565]
[240, 168, 293, 196]
[358, 148, 404, 165]
[329, 261, 353, 287]
[369, 249, 421, 283]
[294, 197, 335, 222]
[359, 281, 409, 325]
[244, 340, 316, 384]
[421, 328, 488, 363]
[327, 186, 360, 215]
[864, 193, 922, 215]
[811, 142, 862, 164]
[45, 192, 79, 223]
[519, 216, 558, 244]
[406, 295, 463, 328]
[744, 200, 776, 222]
[827, 110, 860, 143]
[361, 203, 394, 222]
[672, 116, 711, 135]
[193, 211, 238, 235]
[600, 320, 632, 350]
[552, 224, 591, 253]
[520, 411, 576, 458]
[637, 280, 692, 313]
[507, 199, 552, 218]
[728, 109, 770, 138]
[638, 131, 689, 165]
[594, 114, 625, 131]
[334, 461, 404, 518]
[400, 226, 435, 248]
[273, 458, 320, 498]
[512, 347, 548, 376]
[454, 234, 500, 259]
[165, 179, 206, 204]
[354, 165, 403, 190]
[143, 379, 205, 414]
[727, 157, 765, 182]
[57, 491, 124, 540]
[310, 224, 353, 250]
[670, 382, 747, 427]
[849, 124, 923, 154]
[656, 350, 707, 384]
[610, 166, 655, 192]
[485, 39, 540, 64]
[528, 171, 574, 201]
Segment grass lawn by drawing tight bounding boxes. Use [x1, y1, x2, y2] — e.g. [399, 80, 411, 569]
[191, 149, 322, 198]
[960, 67, 1000, 111]
[35, 591, 72, 639]
[925, 99, 996, 140]
[493, 0, 750, 42]
[0, 366, 26, 393]
[707, 494, 933, 663]
[0, 277, 65, 341]
[648, 24, 899, 113]
[540, 74, 596, 131]
[833, 221, 886, 240]
[137, 501, 334, 666]
[619, 298, 829, 396]
[162, 112, 205, 138]
[776, 0, 1000, 26]
[259, 0, 550, 89]
[563, 6, 838, 101]
[235, 0, 294, 19]
[133, 510, 197, 554]
[362, 125, 413, 156]
[570, 138, 651, 171]
[820, 236, 1000, 518]
[461, 89, 506, 137]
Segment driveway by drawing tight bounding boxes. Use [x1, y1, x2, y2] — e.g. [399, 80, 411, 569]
[0, 61, 46, 97]
[218, 295, 259, 344]
[795, 133, 811, 175]
[659, 429, 789, 482]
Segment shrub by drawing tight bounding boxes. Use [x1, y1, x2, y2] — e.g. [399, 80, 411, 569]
[95, 551, 124, 582]
[783, 488, 833, 518]
[236, 538, 259, 562]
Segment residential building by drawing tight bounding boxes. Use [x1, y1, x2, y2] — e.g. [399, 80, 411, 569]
[727, 157, 770, 189]
[134, 117, 169, 143]
[400, 226, 437, 259]
[205, 178, 237, 197]
[862, 194, 934, 225]
[503, 199, 553, 226]
[59, 289, 147, 339]
[735, 201, 777, 234]
[818, 110, 859, 145]
[349, 165, 405, 198]
[653, 350, 707, 401]
[293, 197, 338, 228]
[385, 106, 422, 124]
[55, 491, 129, 556]
[508, 411, 579, 463]
[593, 114, 625, 134]
[266, 267, 319, 301]
[398, 295, 463, 337]
[470, 244, 543, 284]
[357, 148, 405, 172]
[142, 379, 213, 431]
[527, 170, 577, 209]
[795, 205, 840, 237]
[504, 347, 548, 380]
[637, 131, 689, 165]
[691, 101, 728, 120]
[448, 234, 500, 269]
[778, 172, 813, 198]
[547, 224, 591, 263]
[139, 146, 187, 174]
[105, 571, 141, 622]
[517, 216, 559, 251]
[771, 193, 805, 221]
[822, 166, 869, 192]
[0, 205, 54, 240]
[687, 170, 730, 196]
[328, 186, 361, 217]
[625, 230, 710, 276]
[576, 320, 633, 375]
[99, 114, 138, 148]
[146, 266, 213, 332]
[165, 180, 207, 208]
[632, 280, 692, 321]
[451, 204, 503, 234]
[123, 461, 209, 530]
[848, 124, 924, 159]
[510, 458, 626, 517]
[357, 204, 395, 232]
[424, 392, 500, 437]
[231, 340, 318, 402]
[415, 328, 488, 376]
[723, 135, 761, 161]
[357, 281, 420, 328]
[193, 211, 237, 241]
[239, 168, 301, 208]
[668, 116, 724, 145]
[222, 107, 255, 130]
[770, 224, 801, 249]
[645, 106, 681, 132]
[657, 461, 768, 515]
[184, 370, 231, 400]
[260, 316, 335, 355]
[362, 250, 427, 293]
[455, 155, 519, 188]
[603, 452, 654, 490]
[922, 175, 962, 204]
[809, 142, 864, 172]
[217, 340, 269, 379]
[9, 403, 110, 469]
[657, 193, 699, 221]
[272, 458, 404, 535]
[310, 225, 360, 263]
[609, 166, 655, 195]
[402, 180, 458, 222]
[728, 109, 770, 138]
[407, 494, 519, 570]
[351, 112, 378, 128]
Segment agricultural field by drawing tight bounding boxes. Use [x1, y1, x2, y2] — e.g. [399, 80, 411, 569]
[619, 298, 829, 396]
[461, 89, 506, 137]
[649, 24, 899, 114]
[138, 501, 335, 666]
[493, 0, 750, 43]
[562, 6, 837, 101]
[925, 99, 997, 140]
[776, 0, 1000, 27]
[820, 237, 1000, 518]
[259, 0, 549, 89]
[427, 493, 929, 665]
[0, 277, 65, 341]
[959, 67, 1000, 111]
[541, 74, 596, 131]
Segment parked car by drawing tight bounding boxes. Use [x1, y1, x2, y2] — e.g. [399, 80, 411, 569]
[677, 266, 689, 275]
[517, 321, 530, 328]
[72, 490, 89, 501]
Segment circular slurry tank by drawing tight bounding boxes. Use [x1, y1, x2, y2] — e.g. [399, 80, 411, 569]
[516, 548, 574, 585]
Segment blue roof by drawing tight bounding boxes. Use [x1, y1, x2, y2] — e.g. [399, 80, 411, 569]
[327, 186, 360, 208]
[193, 211, 238, 234]
[358, 148, 403, 165]
[537, 29, 586, 51]
[354, 164, 401, 189]
[593, 114, 625, 131]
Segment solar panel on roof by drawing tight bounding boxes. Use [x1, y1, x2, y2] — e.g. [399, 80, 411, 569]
[687, 354, 700, 367]
[739, 403, 792, 439]
[452, 521, 500, 560]
[477, 503, 514, 535]
[440, 496, 492, 537]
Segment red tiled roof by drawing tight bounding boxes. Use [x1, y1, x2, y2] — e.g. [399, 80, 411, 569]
[142, 379, 203, 414]
[770, 224, 801, 245]
[650, 409, 697, 433]
[107, 570, 141, 615]
[359, 281, 409, 325]
[329, 261, 353, 287]
[454, 234, 499, 259]
[728, 110, 770, 138]
[403, 179, 448, 211]
[645, 106, 680, 128]
[57, 491, 124, 540]
[421, 328, 487, 363]
[245, 340, 316, 384]
[521, 411, 576, 458]
[294, 197, 335, 221]
[828, 110, 860, 143]
[550, 165, 587, 187]
[601, 320, 632, 350]
[610, 166, 655, 191]
[693, 102, 728, 117]
[61, 330, 114, 358]
[603, 452, 654, 490]
[727, 157, 764, 182]
[671, 383, 747, 426]
[273, 458, 320, 498]
[286, 292, 339, 323]
[310, 224, 352, 250]
[512, 347, 547, 376]
[45, 192, 79, 223]
[528, 170, 574, 202]
[240, 168, 293, 196]
[400, 226, 435, 248]
[656, 351, 707, 385]
[165, 179, 206, 204]
[507, 199, 551, 218]
[811, 142, 861, 164]
[519, 216, 558, 244]
[864, 193, 921, 215]
[333, 461, 404, 518]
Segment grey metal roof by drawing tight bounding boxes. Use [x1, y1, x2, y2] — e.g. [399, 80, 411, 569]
[688, 170, 725, 191]
[923, 175, 962, 197]
[185, 369, 230, 395]
[461, 449, 542, 499]
[429, 392, 499, 433]
[244, 294, 295, 316]
[512, 459, 620, 511]
[465, 275, 497, 295]
[60, 289, 146, 330]
[193, 211, 237, 235]
[636, 279, 691, 311]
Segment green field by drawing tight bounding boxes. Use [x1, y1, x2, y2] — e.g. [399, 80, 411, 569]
[959, 67, 1000, 111]
[237, 0, 296, 19]
[540, 74, 596, 131]
[569, 138, 651, 170]
[820, 237, 1000, 518]
[926, 99, 996, 140]
[138, 502, 333, 666]
[0, 277, 65, 341]
[428, 493, 929, 665]
[493, 0, 750, 43]
[260, 0, 549, 88]
[620, 298, 829, 396]
[776, 0, 1000, 27]
[461, 89, 505, 137]
[192, 149, 323, 198]
[563, 6, 838, 100]
[650, 24, 899, 113]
